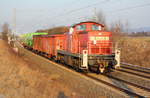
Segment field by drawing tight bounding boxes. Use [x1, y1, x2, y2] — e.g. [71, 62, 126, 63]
[118, 36, 150, 68]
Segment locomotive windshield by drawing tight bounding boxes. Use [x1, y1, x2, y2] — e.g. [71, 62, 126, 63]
[76, 24, 86, 31]
[92, 25, 101, 30]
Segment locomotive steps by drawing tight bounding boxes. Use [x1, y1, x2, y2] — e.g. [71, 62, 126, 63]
[14, 41, 150, 98]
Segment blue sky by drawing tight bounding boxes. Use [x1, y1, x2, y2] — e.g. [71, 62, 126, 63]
[0, 0, 150, 34]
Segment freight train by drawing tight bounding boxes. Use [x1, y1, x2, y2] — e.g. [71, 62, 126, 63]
[21, 21, 120, 73]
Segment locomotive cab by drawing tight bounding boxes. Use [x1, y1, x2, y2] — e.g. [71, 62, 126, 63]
[69, 21, 119, 73]
[56, 21, 120, 73]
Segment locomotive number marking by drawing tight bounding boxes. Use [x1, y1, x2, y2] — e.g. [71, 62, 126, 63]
[90, 37, 109, 41]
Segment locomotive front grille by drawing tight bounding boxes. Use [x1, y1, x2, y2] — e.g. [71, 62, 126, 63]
[88, 41, 112, 55]
[91, 47, 99, 54]
[90, 47, 111, 54]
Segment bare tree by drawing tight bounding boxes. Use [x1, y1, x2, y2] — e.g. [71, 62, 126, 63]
[124, 20, 130, 33]
[110, 21, 124, 33]
[1, 23, 10, 41]
[90, 10, 108, 30]
[110, 21, 122, 44]
[96, 12, 106, 26]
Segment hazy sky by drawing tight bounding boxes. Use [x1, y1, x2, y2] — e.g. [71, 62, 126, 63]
[0, 0, 150, 34]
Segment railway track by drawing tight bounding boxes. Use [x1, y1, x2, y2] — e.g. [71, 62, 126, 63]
[121, 62, 150, 74]
[53, 59, 150, 97]
[84, 74, 147, 98]
[112, 63, 150, 90]
[86, 73, 150, 97]
[50, 59, 150, 97]
[105, 74, 150, 91]
[117, 66, 150, 79]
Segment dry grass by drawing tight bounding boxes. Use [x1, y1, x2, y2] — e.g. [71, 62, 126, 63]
[118, 37, 150, 68]
[0, 40, 80, 98]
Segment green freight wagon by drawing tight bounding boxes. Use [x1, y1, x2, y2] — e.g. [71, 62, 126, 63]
[20, 32, 48, 47]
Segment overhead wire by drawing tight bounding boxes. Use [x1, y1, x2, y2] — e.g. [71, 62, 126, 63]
[45, 0, 110, 26]
[51, 0, 110, 19]
[52, 2, 150, 26]
[18, 0, 150, 32]
[107, 2, 150, 13]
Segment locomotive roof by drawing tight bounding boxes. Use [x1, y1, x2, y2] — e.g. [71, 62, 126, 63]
[72, 21, 104, 28]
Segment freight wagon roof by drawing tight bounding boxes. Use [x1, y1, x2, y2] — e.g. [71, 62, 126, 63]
[33, 34, 65, 37]
[20, 32, 48, 37]
[48, 32, 66, 35]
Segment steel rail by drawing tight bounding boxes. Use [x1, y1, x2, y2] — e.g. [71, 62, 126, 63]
[121, 62, 150, 74]
[105, 74, 150, 92]
[117, 68, 150, 79]
[84, 74, 145, 98]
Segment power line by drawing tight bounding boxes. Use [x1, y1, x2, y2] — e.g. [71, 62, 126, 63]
[52, 2, 150, 25]
[16, 0, 85, 13]
[65, 0, 109, 14]
[49, 1, 150, 24]
[108, 3, 150, 13]
[50, 0, 110, 20]
[17, 1, 150, 32]
[29, 0, 109, 28]
[15, 0, 110, 23]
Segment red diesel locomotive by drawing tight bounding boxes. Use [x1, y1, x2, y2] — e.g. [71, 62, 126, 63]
[33, 21, 120, 73]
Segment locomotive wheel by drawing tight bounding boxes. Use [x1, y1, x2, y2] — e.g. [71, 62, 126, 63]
[83, 69, 89, 73]
[75, 67, 80, 72]
[105, 66, 112, 73]
[88, 66, 92, 72]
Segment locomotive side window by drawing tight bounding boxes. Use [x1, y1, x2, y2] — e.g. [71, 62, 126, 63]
[92, 25, 101, 30]
[76, 24, 86, 31]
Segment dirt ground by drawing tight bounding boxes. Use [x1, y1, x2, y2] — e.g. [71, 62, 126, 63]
[0, 40, 81, 98]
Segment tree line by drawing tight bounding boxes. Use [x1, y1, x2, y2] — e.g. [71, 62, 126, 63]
[128, 32, 150, 37]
